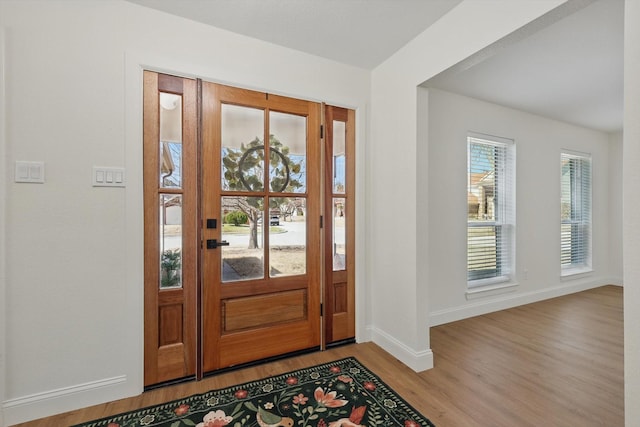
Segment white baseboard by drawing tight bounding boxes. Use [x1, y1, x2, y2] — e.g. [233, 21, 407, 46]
[608, 276, 624, 286]
[429, 278, 616, 327]
[2, 375, 136, 426]
[368, 326, 434, 372]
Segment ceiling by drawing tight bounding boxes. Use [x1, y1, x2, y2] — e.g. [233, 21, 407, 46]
[127, 0, 624, 133]
[126, 0, 462, 69]
[426, 0, 624, 133]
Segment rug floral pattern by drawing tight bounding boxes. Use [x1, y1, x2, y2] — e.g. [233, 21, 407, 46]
[75, 357, 435, 427]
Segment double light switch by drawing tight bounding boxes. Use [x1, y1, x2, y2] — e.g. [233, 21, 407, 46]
[15, 161, 45, 183]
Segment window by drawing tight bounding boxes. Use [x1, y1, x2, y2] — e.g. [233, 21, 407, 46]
[561, 151, 591, 274]
[467, 134, 515, 287]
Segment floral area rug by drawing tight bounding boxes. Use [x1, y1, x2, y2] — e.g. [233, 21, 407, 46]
[74, 357, 435, 427]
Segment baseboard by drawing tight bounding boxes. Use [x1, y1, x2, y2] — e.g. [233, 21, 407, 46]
[608, 276, 624, 286]
[2, 375, 135, 426]
[429, 279, 614, 327]
[368, 326, 434, 373]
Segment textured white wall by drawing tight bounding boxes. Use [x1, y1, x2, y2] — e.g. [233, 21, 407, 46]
[624, 1, 640, 425]
[426, 88, 616, 322]
[0, 1, 369, 424]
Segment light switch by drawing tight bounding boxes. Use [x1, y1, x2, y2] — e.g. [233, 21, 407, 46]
[15, 161, 45, 183]
[30, 165, 41, 180]
[93, 166, 125, 187]
[16, 164, 29, 180]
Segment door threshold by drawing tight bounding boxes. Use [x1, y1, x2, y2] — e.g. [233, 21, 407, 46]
[144, 375, 197, 392]
[204, 346, 321, 378]
[326, 338, 356, 349]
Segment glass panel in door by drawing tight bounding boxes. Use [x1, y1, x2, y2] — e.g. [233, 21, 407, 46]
[160, 194, 183, 288]
[269, 111, 307, 193]
[333, 120, 346, 194]
[269, 197, 307, 277]
[332, 197, 346, 271]
[221, 104, 265, 192]
[221, 196, 264, 282]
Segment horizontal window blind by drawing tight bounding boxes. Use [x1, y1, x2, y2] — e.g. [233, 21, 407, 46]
[561, 152, 591, 270]
[467, 135, 514, 286]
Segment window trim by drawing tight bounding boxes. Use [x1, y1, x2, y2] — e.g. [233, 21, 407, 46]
[467, 132, 515, 288]
[560, 150, 592, 276]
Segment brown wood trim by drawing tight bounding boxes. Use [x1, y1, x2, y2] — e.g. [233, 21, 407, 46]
[158, 288, 187, 304]
[220, 276, 310, 299]
[305, 99, 323, 332]
[323, 105, 356, 344]
[195, 78, 204, 380]
[201, 80, 222, 371]
[345, 108, 356, 339]
[216, 84, 269, 108]
[323, 106, 335, 343]
[156, 188, 184, 195]
[158, 74, 185, 94]
[332, 270, 348, 282]
[181, 77, 198, 380]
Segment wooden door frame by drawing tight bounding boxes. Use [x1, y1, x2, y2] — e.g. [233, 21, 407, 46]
[143, 72, 356, 384]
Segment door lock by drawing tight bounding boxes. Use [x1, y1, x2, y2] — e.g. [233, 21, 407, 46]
[206, 239, 230, 249]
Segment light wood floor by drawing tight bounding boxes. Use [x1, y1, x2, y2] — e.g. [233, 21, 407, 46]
[13, 285, 623, 427]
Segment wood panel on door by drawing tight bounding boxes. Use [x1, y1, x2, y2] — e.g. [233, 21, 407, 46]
[201, 82, 322, 372]
[323, 105, 356, 344]
[143, 72, 198, 386]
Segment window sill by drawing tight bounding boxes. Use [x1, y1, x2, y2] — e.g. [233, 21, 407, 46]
[466, 281, 518, 300]
[561, 267, 593, 280]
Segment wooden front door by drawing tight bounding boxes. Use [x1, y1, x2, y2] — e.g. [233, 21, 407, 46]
[201, 82, 322, 372]
[143, 73, 355, 385]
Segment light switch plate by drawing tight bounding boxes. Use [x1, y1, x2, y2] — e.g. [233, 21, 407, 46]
[15, 161, 45, 183]
[93, 166, 125, 187]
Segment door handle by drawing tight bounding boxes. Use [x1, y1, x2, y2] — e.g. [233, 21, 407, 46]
[206, 239, 229, 249]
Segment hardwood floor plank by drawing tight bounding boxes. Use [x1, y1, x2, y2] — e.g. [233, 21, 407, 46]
[10, 286, 623, 427]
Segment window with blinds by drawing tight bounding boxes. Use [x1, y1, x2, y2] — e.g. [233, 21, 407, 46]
[560, 151, 591, 273]
[467, 134, 515, 287]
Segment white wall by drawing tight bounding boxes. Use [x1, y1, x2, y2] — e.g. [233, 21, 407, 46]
[0, 1, 370, 424]
[0, 25, 7, 427]
[609, 131, 623, 283]
[369, 0, 565, 371]
[426, 88, 617, 324]
[624, 1, 640, 425]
